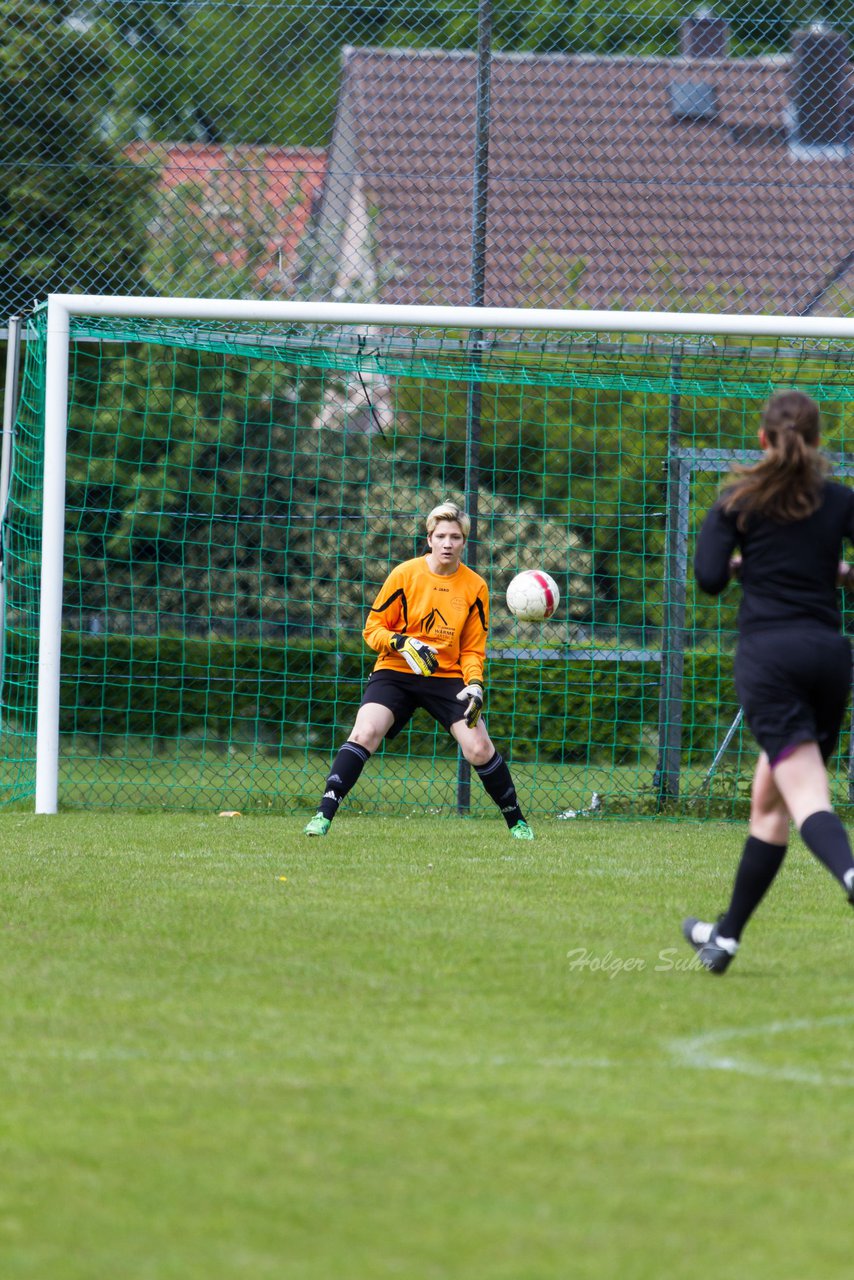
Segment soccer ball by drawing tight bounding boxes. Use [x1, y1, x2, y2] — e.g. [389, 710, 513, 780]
[505, 570, 560, 621]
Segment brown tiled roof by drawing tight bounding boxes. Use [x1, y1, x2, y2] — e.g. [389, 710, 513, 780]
[316, 46, 854, 315]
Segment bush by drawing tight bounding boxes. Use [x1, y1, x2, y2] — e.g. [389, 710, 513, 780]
[55, 633, 738, 765]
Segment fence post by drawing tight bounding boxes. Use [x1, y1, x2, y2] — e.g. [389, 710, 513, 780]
[457, 0, 492, 814]
[655, 362, 689, 804]
[0, 316, 23, 707]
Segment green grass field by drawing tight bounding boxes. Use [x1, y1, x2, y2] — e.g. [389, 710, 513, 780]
[2, 811, 854, 1279]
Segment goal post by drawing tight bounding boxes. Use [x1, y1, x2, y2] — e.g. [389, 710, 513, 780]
[8, 294, 854, 817]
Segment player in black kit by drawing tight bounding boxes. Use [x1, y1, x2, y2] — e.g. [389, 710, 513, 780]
[684, 390, 854, 973]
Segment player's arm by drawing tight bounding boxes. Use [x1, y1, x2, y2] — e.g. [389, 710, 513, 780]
[362, 568, 438, 675]
[694, 502, 739, 595]
[363, 568, 408, 654]
[455, 586, 488, 726]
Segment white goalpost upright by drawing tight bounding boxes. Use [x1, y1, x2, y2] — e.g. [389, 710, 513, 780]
[33, 293, 854, 814]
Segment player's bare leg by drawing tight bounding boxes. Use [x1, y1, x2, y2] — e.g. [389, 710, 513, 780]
[684, 750, 789, 971]
[772, 741, 854, 900]
[748, 751, 789, 844]
[451, 721, 533, 839]
[347, 703, 396, 754]
[304, 703, 394, 835]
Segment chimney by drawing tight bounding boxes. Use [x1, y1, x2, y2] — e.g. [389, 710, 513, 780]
[792, 22, 850, 148]
[680, 7, 729, 59]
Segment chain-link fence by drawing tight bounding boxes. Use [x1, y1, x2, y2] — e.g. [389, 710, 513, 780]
[6, 6, 854, 816]
[3, 2, 854, 321]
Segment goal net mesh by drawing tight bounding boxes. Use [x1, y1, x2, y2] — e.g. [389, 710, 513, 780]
[3, 307, 854, 818]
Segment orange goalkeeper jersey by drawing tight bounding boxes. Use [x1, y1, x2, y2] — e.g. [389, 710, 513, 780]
[363, 556, 489, 686]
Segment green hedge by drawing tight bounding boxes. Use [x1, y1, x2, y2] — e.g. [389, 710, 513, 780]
[56, 632, 369, 744]
[44, 633, 738, 765]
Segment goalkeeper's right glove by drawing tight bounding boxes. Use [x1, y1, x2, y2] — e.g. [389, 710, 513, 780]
[455, 683, 484, 728]
[391, 633, 439, 676]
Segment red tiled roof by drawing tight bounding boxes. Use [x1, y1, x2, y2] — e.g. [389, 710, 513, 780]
[316, 47, 854, 315]
[127, 143, 325, 290]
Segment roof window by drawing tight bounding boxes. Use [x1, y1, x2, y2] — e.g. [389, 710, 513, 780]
[669, 80, 718, 123]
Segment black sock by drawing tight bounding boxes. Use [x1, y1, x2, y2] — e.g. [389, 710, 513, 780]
[799, 810, 854, 888]
[474, 752, 524, 828]
[319, 741, 371, 820]
[718, 836, 787, 941]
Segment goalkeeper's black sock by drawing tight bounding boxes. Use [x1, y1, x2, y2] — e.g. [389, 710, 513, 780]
[318, 741, 371, 820]
[717, 835, 787, 942]
[799, 810, 854, 887]
[475, 752, 524, 828]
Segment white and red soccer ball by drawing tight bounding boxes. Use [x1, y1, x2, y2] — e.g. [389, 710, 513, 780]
[505, 570, 560, 621]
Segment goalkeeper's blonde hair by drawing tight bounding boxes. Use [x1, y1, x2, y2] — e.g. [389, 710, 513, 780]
[425, 501, 470, 540]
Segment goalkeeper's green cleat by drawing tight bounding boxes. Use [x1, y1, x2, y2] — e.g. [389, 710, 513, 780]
[510, 820, 534, 840]
[304, 813, 331, 837]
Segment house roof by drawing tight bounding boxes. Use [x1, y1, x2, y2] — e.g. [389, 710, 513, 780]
[126, 143, 325, 292]
[315, 44, 854, 315]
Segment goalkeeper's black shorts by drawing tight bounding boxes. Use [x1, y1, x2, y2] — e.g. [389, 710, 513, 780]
[360, 670, 469, 740]
[734, 627, 852, 766]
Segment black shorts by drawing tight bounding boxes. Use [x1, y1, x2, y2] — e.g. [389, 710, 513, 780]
[734, 629, 852, 765]
[360, 670, 470, 740]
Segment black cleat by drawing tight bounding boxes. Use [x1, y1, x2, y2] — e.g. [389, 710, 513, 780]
[682, 916, 738, 975]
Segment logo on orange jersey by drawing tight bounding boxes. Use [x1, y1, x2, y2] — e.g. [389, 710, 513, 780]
[421, 607, 448, 634]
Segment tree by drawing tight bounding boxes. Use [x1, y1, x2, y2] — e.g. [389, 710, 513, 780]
[56, 327, 601, 644]
[79, 0, 739, 151]
[0, 1, 155, 314]
[86, 1, 353, 148]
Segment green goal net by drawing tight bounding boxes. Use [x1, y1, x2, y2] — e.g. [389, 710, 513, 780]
[4, 303, 854, 818]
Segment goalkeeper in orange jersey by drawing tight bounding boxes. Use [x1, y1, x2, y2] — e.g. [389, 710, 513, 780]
[304, 501, 534, 839]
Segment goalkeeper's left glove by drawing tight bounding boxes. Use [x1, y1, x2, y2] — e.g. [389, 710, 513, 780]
[456, 683, 484, 728]
[391, 633, 439, 676]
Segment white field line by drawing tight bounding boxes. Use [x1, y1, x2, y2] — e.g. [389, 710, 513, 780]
[0, 1043, 617, 1071]
[669, 1013, 854, 1087]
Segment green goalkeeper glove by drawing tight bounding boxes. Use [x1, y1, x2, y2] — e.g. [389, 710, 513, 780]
[456, 683, 484, 728]
[391, 633, 439, 676]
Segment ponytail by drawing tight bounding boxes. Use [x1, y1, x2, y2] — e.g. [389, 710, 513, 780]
[721, 390, 828, 529]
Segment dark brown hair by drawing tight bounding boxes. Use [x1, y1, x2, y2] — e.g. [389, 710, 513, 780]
[720, 390, 828, 529]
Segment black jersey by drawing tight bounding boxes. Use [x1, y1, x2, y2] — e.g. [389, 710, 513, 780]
[694, 480, 854, 635]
